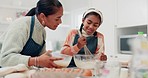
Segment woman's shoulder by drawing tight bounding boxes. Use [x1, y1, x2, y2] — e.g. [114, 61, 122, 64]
[10, 16, 31, 27]
[8, 16, 31, 32]
[13, 16, 31, 22]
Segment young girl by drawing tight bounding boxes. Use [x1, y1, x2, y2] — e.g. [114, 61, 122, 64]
[61, 8, 107, 67]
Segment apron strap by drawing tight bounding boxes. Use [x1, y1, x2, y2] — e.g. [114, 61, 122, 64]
[29, 16, 35, 38]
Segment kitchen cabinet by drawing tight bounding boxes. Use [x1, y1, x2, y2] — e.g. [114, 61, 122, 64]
[0, 0, 37, 24]
[0, 0, 71, 36]
[70, 8, 88, 28]
[0, 0, 70, 26]
[0, 0, 38, 36]
[115, 25, 147, 54]
[117, 0, 147, 27]
[115, 0, 148, 56]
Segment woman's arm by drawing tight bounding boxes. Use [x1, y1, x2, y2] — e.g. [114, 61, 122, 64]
[0, 21, 30, 67]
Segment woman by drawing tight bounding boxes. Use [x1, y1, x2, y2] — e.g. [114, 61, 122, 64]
[0, 0, 63, 68]
[61, 8, 107, 67]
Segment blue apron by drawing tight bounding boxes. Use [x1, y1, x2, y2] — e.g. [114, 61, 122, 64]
[21, 16, 45, 57]
[68, 34, 98, 67]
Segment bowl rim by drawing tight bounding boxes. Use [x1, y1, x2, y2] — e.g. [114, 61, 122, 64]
[52, 52, 72, 57]
[74, 54, 95, 57]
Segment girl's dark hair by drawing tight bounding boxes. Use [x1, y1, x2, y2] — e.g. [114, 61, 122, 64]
[26, 0, 62, 16]
[79, 12, 101, 36]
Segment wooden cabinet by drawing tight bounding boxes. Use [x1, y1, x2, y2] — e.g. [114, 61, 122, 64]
[117, 0, 147, 27]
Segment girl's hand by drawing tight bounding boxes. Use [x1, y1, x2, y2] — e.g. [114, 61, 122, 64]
[77, 36, 87, 49]
[100, 53, 107, 61]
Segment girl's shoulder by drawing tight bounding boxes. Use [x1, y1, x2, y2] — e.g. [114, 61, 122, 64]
[69, 29, 79, 35]
[96, 31, 104, 38]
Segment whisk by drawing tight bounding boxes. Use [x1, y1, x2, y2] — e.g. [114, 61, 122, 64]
[78, 30, 93, 56]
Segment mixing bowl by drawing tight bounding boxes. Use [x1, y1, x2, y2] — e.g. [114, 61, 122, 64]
[51, 52, 72, 68]
[74, 54, 95, 69]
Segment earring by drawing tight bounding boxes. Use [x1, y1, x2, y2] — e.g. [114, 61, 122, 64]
[42, 21, 45, 26]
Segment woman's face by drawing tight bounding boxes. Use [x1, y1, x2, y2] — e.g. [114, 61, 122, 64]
[44, 7, 63, 30]
[82, 15, 101, 35]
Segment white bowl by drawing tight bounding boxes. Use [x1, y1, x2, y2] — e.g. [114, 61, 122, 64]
[74, 54, 95, 69]
[51, 52, 72, 68]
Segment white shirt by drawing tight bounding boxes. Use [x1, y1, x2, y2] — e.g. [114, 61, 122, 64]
[0, 16, 46, 67]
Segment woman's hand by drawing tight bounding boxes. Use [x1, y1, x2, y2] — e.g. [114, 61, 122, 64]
[38, 50, 63, 68]
[77, 36, 87, 49]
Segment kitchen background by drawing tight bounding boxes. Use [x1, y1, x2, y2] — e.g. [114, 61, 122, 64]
[0, 0, 147, 62]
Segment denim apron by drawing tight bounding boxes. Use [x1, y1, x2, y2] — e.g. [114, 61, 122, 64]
[68, 34, 98, 67]
[21, 16, 45, 57]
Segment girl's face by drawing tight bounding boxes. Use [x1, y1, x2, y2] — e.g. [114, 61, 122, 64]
[44, 7, 63, 30]
[82, 15, 101, 35]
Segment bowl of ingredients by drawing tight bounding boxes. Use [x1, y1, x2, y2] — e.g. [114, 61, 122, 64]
[52, 52, 72, 68]
[74, 54, 95, 69]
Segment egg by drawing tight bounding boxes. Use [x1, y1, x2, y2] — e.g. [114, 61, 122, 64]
[55, 68, 62, 72]
[73, 69, 81, 73]
[82, 69, 92, 77]
[63, 68, 73, 72]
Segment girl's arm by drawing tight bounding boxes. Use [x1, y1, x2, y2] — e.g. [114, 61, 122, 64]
[61, 29, 80, 56]
[95, 32, 107, 61]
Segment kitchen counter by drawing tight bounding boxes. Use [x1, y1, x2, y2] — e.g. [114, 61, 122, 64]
[0, 62, 131, 78]
[0, 64, 93, 78]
